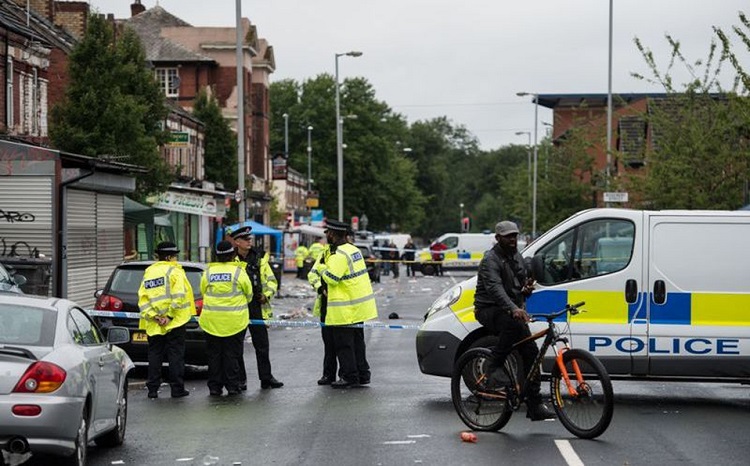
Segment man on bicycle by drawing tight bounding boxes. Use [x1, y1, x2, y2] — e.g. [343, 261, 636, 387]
[474, 220, 556, 421]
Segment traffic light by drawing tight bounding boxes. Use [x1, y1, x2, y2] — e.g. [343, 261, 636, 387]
[461, 217, 470, 232]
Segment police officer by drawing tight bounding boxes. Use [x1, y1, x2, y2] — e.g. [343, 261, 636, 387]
[295, 242, 309, 279]
[231, 226, 284, 389]
[320, 219, 378, 388]
[199, 241, 253, 396]
[307, 242, 336, 385]
[138, 241, 195, 399]
[308, 237, 326, 262]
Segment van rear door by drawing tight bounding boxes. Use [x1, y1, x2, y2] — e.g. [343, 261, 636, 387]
[646, 212, 750, 378]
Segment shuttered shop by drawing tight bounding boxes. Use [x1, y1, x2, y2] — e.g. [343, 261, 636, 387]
[0, 177, 54, 258]
[65, 190, 124, 307]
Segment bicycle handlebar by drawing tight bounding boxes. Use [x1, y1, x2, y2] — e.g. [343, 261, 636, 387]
[530, 301, 586, 322]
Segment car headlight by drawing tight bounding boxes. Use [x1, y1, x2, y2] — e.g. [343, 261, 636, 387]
[425, 285, 462, 320]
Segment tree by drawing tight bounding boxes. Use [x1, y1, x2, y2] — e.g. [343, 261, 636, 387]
[630, 28, 750, 209]
[50, 15, 171, 199]
[192, 88, 237, 192]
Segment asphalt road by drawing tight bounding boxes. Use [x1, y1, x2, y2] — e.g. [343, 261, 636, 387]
[22, 269, 750, 465]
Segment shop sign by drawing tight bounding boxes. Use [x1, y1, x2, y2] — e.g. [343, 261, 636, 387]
[152, 191, 224, 217]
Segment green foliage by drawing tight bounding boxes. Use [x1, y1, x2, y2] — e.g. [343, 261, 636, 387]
[49, 15, 171, 199]
[192, 88, 237, 192]
[631, 23, 750, 209]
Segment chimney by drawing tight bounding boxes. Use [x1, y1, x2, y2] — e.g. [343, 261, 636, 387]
[131, 1, 146, 17]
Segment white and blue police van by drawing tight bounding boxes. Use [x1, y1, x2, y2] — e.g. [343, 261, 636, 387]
[416, 208, 750, 382]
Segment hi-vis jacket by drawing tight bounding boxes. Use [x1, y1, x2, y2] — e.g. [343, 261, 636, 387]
[295, 245, 309, 268]
[308, 242, 326, 262]
[320, 242, 378, 325]
[235, 251, 278, 320]
[138, 261, 196, 337]
[199, 262, 252, 337]
[308, 245, 331, 318]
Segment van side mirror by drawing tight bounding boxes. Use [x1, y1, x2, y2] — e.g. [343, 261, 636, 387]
[528, 255, 544, 283]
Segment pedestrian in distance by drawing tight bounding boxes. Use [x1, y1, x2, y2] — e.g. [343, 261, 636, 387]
[295, 242, 309, 279]
[199, 241, 253, 396]
[231, 226, 284, 390]
[473, 220, 555, 421]
[137, 241, 195, 399]
[402, 238, 417, 277]
[430, 240, 447, 276]
[389, 241, 400, 279]
[319, 219, 379, 388]
[308, 237, 326, 262]
[307, 243, 337, 385]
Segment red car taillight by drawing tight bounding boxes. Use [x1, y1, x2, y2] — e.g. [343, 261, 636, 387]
[13, 362, 66, 393]
[95, 294, 124, 311]
[195, 298, 203, 316]
[13, 405, 42, 416]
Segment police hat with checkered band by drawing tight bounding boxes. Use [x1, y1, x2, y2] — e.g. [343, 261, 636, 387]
[324, 219, 349, 233]
[230, 225, 253, 240]
[155, 241, 180, 254]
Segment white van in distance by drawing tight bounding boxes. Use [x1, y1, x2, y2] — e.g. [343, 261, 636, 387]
[416, 208, 750, 382]
[415, 232, 497, 275]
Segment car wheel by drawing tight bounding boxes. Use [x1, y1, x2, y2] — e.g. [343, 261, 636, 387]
[95, 382, 128, 447]
[62, 405, 88, 466]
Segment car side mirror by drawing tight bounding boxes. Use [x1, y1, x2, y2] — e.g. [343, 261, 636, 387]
[12, 273, 27, 287]
[107, 326, 130, 345]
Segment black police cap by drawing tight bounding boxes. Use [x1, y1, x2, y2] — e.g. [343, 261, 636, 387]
[230, 225, 252, 240]
[324, 219, 349, 232]
[155, 241, 179, 254]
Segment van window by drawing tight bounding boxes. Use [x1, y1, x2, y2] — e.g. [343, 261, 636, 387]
[534, 219, 634, 285]
[441, 236, 459, 249]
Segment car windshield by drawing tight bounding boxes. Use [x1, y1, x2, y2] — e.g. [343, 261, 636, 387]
[0, 304, 56, 346]
[109, 266, 204, 297]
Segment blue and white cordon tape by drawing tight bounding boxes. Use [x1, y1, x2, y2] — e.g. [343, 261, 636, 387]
[86, 310, 421, 330]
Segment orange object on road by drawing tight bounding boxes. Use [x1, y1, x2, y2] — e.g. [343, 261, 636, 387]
[460, 431, 477, 443]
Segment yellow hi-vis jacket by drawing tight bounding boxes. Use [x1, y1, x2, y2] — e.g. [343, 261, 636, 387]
[320, 242, 378, 325]
[234, 251, 278, 320]
[295, 245, 309, 268]
[138, 261, 196, 337]
[308, 242, 326, 261]
[307, 245, 331, 318]
[199, 262, 252, 337]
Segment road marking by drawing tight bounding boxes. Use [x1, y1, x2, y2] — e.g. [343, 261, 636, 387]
[407, 434, 431, 438]
[383, 440, 417, 445]
[555, 439, 584, 466]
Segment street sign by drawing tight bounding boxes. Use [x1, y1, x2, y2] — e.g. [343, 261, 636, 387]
[603, 192, 628, 203]
[169, 131, 189, 147]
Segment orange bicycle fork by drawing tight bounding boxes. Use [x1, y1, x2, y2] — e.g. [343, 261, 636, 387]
[555, 346, 582, 397]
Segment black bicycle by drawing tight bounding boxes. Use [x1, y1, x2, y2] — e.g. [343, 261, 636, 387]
[451, 302, 614, 439]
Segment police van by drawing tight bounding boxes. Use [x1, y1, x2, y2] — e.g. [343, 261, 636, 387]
[416, 208, 750, 382]
[415, 232, 497, 275]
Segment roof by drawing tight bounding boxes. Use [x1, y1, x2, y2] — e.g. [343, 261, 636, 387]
[0, 0, 76, 52]
[123, 6, 215, 63]
[535, 92, 727, 110]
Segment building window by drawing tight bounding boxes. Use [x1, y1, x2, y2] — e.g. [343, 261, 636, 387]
[155, 68, 180, 98]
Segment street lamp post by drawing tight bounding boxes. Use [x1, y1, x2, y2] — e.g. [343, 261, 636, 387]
[307, 125, 313, 192]
[235, 0, 246, 222]
[335, 50, 363, 221]
[515, 131, 532, 187]
[517, 92, 539, 238]
[606, 0, 614, 190]
[282, 113, 289, 158]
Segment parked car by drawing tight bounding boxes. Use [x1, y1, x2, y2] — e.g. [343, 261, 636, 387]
[354, 243, 381, 283]
[0, 261, 26, 294]
[0, 293, 133, 465]
[92, 261, 208, 366]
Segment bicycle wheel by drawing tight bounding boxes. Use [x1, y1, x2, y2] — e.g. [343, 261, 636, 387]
[550, 348, 614, 439]
[451, 348, 514, 431]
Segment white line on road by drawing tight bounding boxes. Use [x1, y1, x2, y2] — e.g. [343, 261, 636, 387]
[407, 434, 431, 438]
[383, 440, 417, 445]
[555, 439, 584, 466]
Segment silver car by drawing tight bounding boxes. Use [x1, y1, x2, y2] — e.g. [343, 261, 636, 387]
[0, 294, 133, 465]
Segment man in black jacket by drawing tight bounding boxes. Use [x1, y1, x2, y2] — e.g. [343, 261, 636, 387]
[473, 220, 555, 421]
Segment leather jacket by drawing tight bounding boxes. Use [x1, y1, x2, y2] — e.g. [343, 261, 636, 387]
[474, 243, 529, 314]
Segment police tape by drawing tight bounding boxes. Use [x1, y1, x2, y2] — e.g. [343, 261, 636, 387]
[86, 310, 421, 330]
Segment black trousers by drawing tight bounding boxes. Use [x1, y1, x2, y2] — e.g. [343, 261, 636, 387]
[332, 324, 370, 383]
[146, 325, 186, 395]
[320, 303, 337, 379]
[475, 307, 542, 404]
[205, 330, 245, 393]
[239, 301, 273, 383]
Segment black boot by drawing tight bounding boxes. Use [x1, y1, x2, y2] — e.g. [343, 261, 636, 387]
[526, 402, 556, 421]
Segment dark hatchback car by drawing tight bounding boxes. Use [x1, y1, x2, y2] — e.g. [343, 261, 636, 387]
[92, 261, 208, 366]
[354, 243, 381, 283]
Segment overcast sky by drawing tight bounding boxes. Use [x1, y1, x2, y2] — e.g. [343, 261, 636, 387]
[90, 1, 749, 150]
